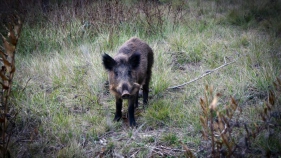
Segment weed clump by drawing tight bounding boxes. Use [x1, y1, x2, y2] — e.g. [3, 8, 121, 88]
[198, 80, 281, 157]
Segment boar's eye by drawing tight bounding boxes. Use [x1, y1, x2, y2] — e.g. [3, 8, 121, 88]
[114, 70, 119, 77]
[128, 70, 132, 76]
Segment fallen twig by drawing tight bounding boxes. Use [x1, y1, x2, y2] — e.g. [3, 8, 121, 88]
[168, 55, 239, 89]
[130, 149, 140, 157]
[141, 144, 184, 156]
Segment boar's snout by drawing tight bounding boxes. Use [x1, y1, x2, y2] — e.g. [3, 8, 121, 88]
[120, 83, 131, 99]
[121, 90, 130, 99]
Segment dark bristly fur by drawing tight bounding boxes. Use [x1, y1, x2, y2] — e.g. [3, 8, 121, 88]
[102, 37, 154, 126]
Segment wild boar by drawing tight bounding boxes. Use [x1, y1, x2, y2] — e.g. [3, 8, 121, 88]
[102, 37, 154, 126]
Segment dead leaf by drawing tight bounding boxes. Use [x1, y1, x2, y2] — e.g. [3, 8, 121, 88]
[8, 30, 17, 45]
[209, 94, 220, 110]
[0, 71, 8, 81]
[268, 91, 275, 106]
[0, 82, 9, 89]
[2, 36, 15, 58]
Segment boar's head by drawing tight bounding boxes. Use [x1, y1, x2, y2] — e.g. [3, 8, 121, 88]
[102, 53, 141, 99]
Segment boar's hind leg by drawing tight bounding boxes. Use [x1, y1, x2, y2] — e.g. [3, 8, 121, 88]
[114, 98, 122, 122]
[143, 67, 152, 106]
[143, 50, 153, 107]
[128, 96, 137, 126]
[143, 82, 149, 106]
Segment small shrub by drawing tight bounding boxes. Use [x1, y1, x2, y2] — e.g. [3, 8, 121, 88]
[198, 79, 281, 157]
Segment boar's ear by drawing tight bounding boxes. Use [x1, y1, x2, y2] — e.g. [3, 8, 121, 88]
[129, 52, 140, 69]
[102, 53, 116, 71]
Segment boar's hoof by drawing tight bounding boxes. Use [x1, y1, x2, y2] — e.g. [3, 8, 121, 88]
[129, 117, 136, 127]
[130, 120, 136, 127]
[113, 114, 122, 122]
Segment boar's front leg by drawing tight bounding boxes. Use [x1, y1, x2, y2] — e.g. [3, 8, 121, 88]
[128, 96, 137, 126]
[114, 97, 122, 122]
[134, 90, 139, 108]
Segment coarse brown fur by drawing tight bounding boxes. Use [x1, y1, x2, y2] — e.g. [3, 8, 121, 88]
[109, 37, 154, 97]
[102, 37, 154, 126]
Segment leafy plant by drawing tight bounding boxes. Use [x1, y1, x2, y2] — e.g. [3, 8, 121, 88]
[199, 80, 281, 157]
[0, 15, 23, 157]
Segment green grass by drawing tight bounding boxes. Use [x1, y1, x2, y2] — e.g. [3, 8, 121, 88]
[6, 0, 281, 157]
[161, 132, 179, 146]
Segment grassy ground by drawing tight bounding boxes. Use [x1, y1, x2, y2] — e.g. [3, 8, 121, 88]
[4, 0, 281, 157]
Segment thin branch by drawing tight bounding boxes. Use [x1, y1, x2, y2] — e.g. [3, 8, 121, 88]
[21, 77, 32, 92]
[168, 56, 239, 89]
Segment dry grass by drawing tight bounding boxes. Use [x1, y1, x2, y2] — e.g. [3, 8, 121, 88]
[1, 0, 280, 157]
